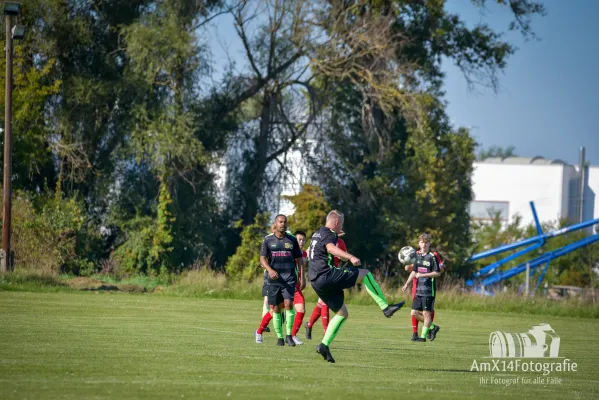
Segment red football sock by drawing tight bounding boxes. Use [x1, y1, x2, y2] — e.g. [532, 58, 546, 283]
[321, 305, 329, 333]
[431, 310, 435, 322]
[307, 305, 321, 328]
[411, 315, 419, 334]
[257, 312, 273, 334]
[292, 311, 305, 336]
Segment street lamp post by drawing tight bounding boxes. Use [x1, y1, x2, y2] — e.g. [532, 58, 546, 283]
[1, 1, 23, 273]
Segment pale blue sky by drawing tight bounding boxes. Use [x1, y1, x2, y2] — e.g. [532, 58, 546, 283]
[443, 0, 598, 165]
[208, 0, 598, 165]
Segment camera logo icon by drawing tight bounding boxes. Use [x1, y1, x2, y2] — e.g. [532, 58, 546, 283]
[489, 323, 561, 358]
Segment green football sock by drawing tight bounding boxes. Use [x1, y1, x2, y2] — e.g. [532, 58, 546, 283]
[421, 325, 431, 339]
[273, 312, 283, 339]
[322, 315, 346, 347]
[362, 272, 389, 310]
[285, 309, 295, 336]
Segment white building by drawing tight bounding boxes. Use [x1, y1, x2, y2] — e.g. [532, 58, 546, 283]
[470, 153, 599, 229]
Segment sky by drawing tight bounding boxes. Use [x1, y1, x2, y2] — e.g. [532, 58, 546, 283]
[443, 0, 599, 165]
[208, 0, 599, 166]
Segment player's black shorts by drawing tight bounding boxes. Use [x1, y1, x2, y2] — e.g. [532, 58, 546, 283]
[262, 280, 267, 297]
[412, 295, 435, 312]
[265, 281, 296, 306]
[310, 267, 360, 313]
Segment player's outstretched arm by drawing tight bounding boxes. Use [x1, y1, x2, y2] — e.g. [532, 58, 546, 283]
[415, 271, 441, 279]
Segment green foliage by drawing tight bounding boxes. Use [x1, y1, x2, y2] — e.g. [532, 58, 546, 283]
[0, 49, 61, 190]
[313, 84, 476, 277]
[477, 145, 517, 161]
[113, 217, 156, 276]
[5, 185, 85, 275]
[284, 184, 330, 238]
[151, 179, 176, 270]
[112, 180, 175, 276]
[225, 213, 271, 281]
[2, 0, 547, 278]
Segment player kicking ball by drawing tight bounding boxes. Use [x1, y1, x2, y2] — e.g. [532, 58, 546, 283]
[402, 233, 441, 342]
[308, 210, 405, 363]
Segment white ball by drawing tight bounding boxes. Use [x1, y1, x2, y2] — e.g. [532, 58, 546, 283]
[398, 246, 416, 265]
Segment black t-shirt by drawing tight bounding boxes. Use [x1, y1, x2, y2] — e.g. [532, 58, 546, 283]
[260, 232, 302, 285]
[414, 251, 440, 297]
[308, 227, 338, 281]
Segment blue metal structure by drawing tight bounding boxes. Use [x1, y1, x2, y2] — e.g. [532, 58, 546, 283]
[467, 201, 599, 294]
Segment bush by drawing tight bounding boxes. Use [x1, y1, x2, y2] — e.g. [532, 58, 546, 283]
[224, 213, 270, 281]
[3, 188, 85, 275]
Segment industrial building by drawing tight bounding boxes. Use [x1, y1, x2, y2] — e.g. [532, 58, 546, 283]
[471, 149, 598, 229]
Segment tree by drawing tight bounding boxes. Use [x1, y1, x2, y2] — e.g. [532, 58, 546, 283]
[284, 184, 330, 238]
[303, 0, 543, 273]
[225, 212, 271, 281]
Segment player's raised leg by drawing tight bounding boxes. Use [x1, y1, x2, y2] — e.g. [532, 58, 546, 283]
[355, 269, 405, 317]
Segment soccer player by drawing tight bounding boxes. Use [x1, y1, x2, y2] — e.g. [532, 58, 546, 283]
[255, 215, 304, 346]
[290, 230, 308, 345]
[305, 233, 347, 340]
[404, 242, 444, 340]
[402, 233, 441, 342]
[257, 223, 278, 334]
[309, 210, 405, 363]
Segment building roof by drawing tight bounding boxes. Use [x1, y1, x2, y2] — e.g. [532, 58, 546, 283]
[479, 156, 567, 165]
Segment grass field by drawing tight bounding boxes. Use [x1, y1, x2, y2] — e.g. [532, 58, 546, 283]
[0, 292, 597, 399]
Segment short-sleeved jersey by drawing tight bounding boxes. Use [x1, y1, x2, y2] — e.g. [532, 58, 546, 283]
[334, 238, 347, 267]
[412, 251, 443, 297]
[414, 251, 441, 297]
[260, 232, 302, 285]
[308, 227, 338, 281]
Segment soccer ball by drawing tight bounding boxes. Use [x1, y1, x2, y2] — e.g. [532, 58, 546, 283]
[398, 246, 416, 265]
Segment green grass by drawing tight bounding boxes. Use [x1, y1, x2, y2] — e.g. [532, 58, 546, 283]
[0, 271, 70, 292]
[0, 292, 598, 399]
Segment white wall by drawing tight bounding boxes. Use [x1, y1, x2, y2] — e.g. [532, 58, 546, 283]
[586, 166, 599, 224]
[472, 162, 567, 226]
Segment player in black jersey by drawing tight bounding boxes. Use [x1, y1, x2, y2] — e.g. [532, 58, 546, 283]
[259, 215, 304, 347]
[402, 233, 441, 342]
[308, 210, 405, 363]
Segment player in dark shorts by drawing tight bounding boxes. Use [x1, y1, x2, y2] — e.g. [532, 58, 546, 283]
[404, 246, 444, 340]
[305, 235, 346, 339]
[255, 215, 304, 347]
[308, 210, 405, 363]
[402, 233, 441, 342]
